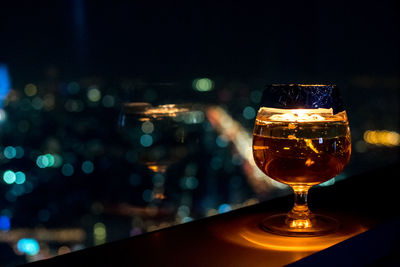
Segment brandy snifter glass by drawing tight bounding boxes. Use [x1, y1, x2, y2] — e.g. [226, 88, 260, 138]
[253, 84, 351, 236]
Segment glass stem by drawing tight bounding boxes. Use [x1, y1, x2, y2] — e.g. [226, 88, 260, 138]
[286, 186, 312, 228]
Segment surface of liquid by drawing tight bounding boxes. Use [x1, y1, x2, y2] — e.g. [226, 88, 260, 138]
[253, 118, 351, 186]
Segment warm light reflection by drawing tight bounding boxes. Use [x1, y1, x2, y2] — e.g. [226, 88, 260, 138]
[259, 107, 334, 122]
[123, 103, 191, 119]
[143, 104, 190, 118]
[363, 130, 400, 147]
[290, 219, 311, 229]
[153, 193, 166, 200]
[146, 162, 168, 173]
[212, 214, 368, 253]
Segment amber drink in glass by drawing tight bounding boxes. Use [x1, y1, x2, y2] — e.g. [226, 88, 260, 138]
[253, 85, 351, 236]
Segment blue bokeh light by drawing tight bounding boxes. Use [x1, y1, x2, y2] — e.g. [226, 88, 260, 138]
[17, 238, 40, 256]
[4, 146, 16, 159]
[218, 203, 232, 214]
[82, 161, 94, 174]
[61, 164, 74, 176]
[140, 134, 153, 147]
[3, 170, 16, 184]
[0, 215, 10, 230]
[15, 172, 26, 184]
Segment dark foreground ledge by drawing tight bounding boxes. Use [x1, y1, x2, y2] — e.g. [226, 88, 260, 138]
[25, 164, 400, 267]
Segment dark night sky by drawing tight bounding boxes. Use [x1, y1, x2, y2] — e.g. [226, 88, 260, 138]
[0, 0, 399, 81]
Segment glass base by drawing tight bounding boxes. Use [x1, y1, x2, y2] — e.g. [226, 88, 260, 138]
[260, 213, 339, 237]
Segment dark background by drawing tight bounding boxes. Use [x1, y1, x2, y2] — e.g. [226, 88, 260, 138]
[1, 1, 398, 82]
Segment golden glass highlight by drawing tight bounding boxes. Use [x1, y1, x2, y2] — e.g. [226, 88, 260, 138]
[253, 107, 351, 236]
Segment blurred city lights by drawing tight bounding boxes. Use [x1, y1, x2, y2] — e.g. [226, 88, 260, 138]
[363, 130, 400, 147]
[15, 146, 24, 158]
[4, 146, 16, 159]
[0, 64, 11, 106]
[140, 134, 153, 147]
[102, 95, 115, 108]
[31, 97, 44, 110]
[0, 109, 7, 123]
[181, 217, 193, 223]
[15, 172, 26, 184]
[250, 90, 263, 103]
[242, 106, 256, 119]
[87, 87, 101, 102]
[210, 156, 223, 170]
[141, 121, 154, 134]
[216, 135, 229, 148]
[218, 203, 232, 213]
[0, 215, 11, 230]
[67, 82, 80, 94]
[43, 94, 55, 110]
[36, 155, 49, 168]
[58, 246, 71, 255]
[93, 222, 106, 245]
[12, 184, 25, 196]
[193, 78, 214, 92]
[152, 173, 165, 186]
[61, 164, 74, 176]
[24, 83, 38, 97]
[3, 170, 16, 184]
[65, 99, 84, 112]
[177, 205, 190, 218]
[81, 161, 94, 174]
[180, 176, 199, 190]
[182, 111, 205, 124]
[52, 154, 63, 167]
[142, 189, 153, 202]
[36, 154, 55, 168]
[17, 238, 40, 256]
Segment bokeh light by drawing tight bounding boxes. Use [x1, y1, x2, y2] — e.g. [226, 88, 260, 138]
[36, 154, 55, 168]
[67, 82, 80, 94]
[180, 176, 199, 190]
[24, 83, 37, 97]
[61, 164, 74, 176]
[218, 203, 232, 214]
[141, 121, 154, 134]
[3, 170, 16, 184]
[15, 172, 26, 184]
[242, 106, 256, 120]
[15, 146, 25, 158]
[250, 90, 262, 103]
[82, 161, 94, 174]
[102, 95, 115, 108]
[216, 135, 229, 148]
[140, 134, 153, 147]
[87, 87, 101, 102]
[93, 222, 106, 245]
[193, 78, 214, 92]
[0, 215, 10, 230]
[363, 130, 400, 147]
[142, 189, 153, 202]
[4, 146, 16, 159]
[17, 238, 40, 256]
